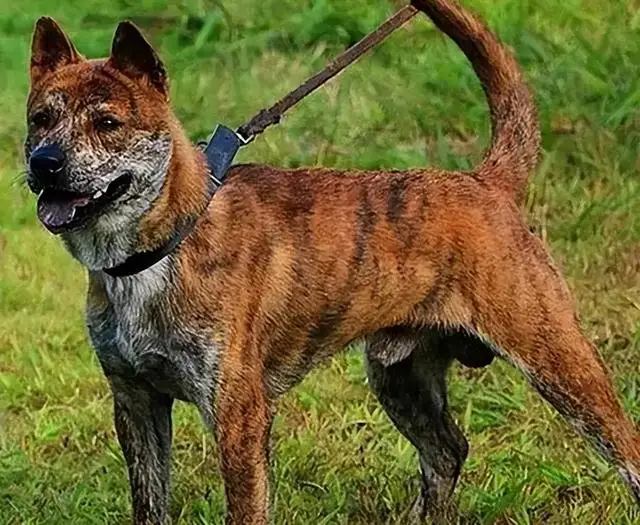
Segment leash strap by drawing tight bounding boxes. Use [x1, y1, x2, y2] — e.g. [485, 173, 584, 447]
[203, 4, 419, 190]
[236, 5, 418, 142]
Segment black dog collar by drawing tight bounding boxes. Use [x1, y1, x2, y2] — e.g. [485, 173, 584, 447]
[103, 125, 245, 278]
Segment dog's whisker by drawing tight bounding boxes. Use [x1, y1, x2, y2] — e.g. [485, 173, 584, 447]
[10, 171, 30, 190]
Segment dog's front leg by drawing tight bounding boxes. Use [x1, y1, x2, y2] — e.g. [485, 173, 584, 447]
[109, 375, 174, 525]
[215, 372, 273, 525]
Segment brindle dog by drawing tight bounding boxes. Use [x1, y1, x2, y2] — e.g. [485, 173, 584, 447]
[24, 0, 640, 523]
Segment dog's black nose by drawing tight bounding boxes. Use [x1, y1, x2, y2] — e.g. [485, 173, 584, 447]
[29, 145, 66, 187]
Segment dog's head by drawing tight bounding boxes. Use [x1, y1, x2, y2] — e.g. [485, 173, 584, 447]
[25, 18, 176, 269]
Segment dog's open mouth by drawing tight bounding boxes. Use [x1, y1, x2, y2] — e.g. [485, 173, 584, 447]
[37, 173, 132, 234]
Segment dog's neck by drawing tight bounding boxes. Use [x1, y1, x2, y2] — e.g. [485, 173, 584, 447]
[137, 120, 211, 254]
[63, 118, 210, 273]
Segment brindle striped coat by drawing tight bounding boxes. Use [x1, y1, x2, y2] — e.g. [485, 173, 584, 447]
[25, 1, 640, 523]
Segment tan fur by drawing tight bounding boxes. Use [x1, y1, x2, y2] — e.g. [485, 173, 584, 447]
[26, 1, 640, 524]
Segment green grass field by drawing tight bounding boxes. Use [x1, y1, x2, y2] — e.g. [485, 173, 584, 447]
[1, 0, 639, 523]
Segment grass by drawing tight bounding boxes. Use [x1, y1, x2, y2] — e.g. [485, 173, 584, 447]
[1, 0, 639, 523]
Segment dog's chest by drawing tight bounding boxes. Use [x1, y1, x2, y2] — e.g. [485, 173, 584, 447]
[87, 262, 218, 409]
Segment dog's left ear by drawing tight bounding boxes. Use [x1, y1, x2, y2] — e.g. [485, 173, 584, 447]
[107, 21, 168, 96]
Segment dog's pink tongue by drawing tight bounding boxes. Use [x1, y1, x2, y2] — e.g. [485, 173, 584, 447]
[37, 194, 89, 233]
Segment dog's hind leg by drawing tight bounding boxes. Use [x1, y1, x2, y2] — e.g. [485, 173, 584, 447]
[365, 328, 468, 522]
[469, 228, 640, 503]
[109, 375, 174, 525]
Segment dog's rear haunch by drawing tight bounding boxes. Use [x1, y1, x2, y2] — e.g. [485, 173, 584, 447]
[25, 0, 640, 523]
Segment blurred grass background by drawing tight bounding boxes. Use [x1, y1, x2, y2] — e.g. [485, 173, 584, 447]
[0, 0, 639, 523]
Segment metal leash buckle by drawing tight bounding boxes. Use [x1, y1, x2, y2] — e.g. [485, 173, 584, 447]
[203, 125, 250, 188]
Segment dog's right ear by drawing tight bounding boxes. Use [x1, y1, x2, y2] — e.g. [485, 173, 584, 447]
[30, 17, 82, 85]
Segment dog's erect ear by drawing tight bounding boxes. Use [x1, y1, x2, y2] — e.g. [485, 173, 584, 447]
[30, 17, 82, 84]
[108, 21, 168, 96]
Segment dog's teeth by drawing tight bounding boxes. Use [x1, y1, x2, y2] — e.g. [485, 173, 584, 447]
[38, 190, 44, 198]
[93, 190, 104, 199]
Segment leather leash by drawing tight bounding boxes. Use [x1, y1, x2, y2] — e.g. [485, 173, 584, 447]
[204, 4, 419, 186]
[237, 5, 418, 142]
[105, 4, 418, 277]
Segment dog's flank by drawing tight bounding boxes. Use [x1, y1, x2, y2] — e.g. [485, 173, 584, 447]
[25, 1, 640, 524]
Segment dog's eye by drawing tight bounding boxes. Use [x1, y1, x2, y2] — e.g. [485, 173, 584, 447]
[30, 110, 51, 129]
[95, 116, 123, 132]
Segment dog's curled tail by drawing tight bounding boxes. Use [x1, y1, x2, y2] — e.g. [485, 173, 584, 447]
[412, 0, 540, 204]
